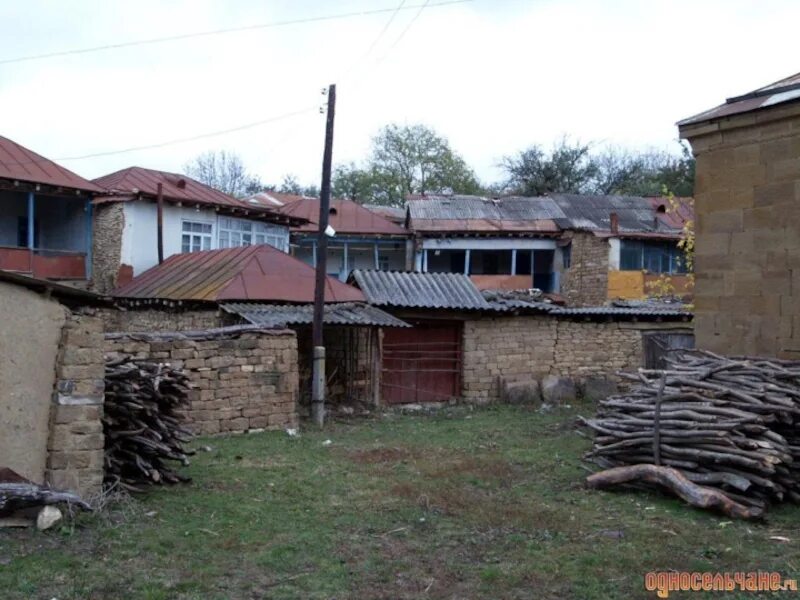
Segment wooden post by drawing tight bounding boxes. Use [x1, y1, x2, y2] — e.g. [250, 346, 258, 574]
[311, 83, 336, 428]
[156, 183, 165, 263]
[371, 328, 382, 406]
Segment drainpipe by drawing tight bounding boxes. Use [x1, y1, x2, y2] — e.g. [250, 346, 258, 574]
[610, 212, 619, 235]
[156, 183, 165, 263]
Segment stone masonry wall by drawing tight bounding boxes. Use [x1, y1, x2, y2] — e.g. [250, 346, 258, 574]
[462, 315, 689, 403]
[98, 307, 229, 333]
[681, 104, 800, 358]
[104, 327, 299, 436]
[560, 232, 610, 306]
[92, 203, 125, 294]
[45, 311, 106, 497]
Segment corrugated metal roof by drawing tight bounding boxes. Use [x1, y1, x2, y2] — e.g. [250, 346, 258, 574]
[552, 306, 691, 318]
[0, 136, 103, 193]
[407, 194, 685, 236]
[351, 269, 491, 310]
[113, 245, 365, 303]
[221, 301, 410, 328]
[274, 197, 409, 236]
[678, 72, 800, 127]
[363, 204, 407, 225]
[93, 167, 301, 225]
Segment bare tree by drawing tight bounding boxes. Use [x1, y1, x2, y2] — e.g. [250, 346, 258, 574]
[184, 150, 261, 198]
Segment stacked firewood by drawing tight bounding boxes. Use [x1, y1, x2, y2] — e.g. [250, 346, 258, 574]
[581, 351, 800, 519]
[103, 357, 194, 491]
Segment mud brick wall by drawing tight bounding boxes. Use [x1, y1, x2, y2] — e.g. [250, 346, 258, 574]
[681, 103, 800, 358]
[560, 232, 610, 306]
[45, 311, 106, 497]
[104, 327, 299, 436]
[462, 315, 690, 403]
[98, 307, 233, 333]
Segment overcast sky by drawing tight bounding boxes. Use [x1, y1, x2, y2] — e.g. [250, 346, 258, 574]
[2, 0, 799, 189]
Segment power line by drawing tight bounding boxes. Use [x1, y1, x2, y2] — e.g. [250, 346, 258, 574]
[0, 0, 470, 66]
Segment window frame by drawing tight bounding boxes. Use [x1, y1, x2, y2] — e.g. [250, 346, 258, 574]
[180, 220, 213, 253]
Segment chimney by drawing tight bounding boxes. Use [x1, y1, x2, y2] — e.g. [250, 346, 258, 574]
[610, 212, 619, 234]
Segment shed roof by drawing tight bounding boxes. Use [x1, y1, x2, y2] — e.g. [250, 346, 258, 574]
[221, 301, 410, 328]
[0, 136, 103, 193]
[112, 245, 365, 303]
[350, 269, 491, 310]
[678, 72, 800, 127]
[274, 197, 408, 236]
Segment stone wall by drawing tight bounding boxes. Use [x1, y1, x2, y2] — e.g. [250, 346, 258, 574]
[98, 307, 231, 333]
[105, 327, 299, 436]
[45, 312, 106, 497]
[560, 232, 610, 306]
[681, 103, 800, 358]
[92, 203, 125, 294]
[462, 315, 690, 403]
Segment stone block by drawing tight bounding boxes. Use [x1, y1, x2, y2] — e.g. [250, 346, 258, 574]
[501, 379, 541, 404]
[541, 375, 577, 405]
[579, 377, 618, 403]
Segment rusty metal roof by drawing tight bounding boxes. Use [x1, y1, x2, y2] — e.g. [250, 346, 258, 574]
[273, 197, 409, 236]
[0, 136, 103, 193]
[93, 167, 302, 225]
[112, 245, 365, 303]
[679, 72, 800, 127]
[221, 301, 410, 328]
[363, 204, 407, 225]
[351, 269, 491, 310]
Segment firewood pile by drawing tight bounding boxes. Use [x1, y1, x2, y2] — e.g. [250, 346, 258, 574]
[103, 357, 194, 491]
[580, 350, 800, 519]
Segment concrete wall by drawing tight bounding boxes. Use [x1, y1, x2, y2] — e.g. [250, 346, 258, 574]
[0, 281, 67, 483]
[462, 315, 691, 403]
[560, 232, 610, 306]
[681, 103, 800, 357]
[105, 328, 299, 435]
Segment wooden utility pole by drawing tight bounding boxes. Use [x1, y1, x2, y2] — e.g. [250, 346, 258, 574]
[156, 183, 165, 264]
[311, 83, 336, 427]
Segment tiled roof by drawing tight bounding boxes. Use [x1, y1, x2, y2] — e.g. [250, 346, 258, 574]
[350, 270, 491, 310]
[112, 245, 365, 303]
[274, 197, 408, 236]
[221, 301, 410, 328]
[0, 136, 103, 193]
[678, 72, 800, 127]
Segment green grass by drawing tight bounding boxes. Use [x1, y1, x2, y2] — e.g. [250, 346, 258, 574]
[2, 404, 799, 599]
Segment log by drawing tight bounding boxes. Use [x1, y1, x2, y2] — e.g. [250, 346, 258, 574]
[0, 483, 92, 514]
[586, 464, 763, 520]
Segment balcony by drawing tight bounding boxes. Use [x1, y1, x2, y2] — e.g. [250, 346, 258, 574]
[0, 190, 91, 281]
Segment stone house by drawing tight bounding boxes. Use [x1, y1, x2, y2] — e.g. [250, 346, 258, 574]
[90, 167, 304, 293]
[0, 135, 103, 283]
[405, 193, 692, 304]
[247, 192, 412, 281]
[678, 71, 800, 358]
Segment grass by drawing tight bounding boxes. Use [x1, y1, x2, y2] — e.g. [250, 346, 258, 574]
[2, 403, 799, 599]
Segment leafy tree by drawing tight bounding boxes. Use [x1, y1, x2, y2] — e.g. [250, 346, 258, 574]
[500, 137, 598, 196]
[184, 150, 261, 198]
[333, 124, 483, 206]
[594, 143, 695, 197]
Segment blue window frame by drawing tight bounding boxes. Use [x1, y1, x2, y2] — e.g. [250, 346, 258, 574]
[619, 240, 688, 274]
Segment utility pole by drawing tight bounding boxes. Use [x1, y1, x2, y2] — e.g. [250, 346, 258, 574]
[311, 83, 336, 427]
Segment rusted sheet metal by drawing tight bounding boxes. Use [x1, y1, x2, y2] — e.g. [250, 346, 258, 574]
[272, 197, 409, 236]
[678, 72, 800, 127]
[0, 136, 103, 193]
[93, 167, 304, 225]
[351, 269, 491, 310]
[112, 245, 365, 303]
[221, 301, 410, 328]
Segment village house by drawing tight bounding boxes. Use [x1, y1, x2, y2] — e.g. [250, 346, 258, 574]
[90, 167, 303, 292]
[406, 193, 692, 305]
[248, 192, 411, 281]
[0, 135, 103, 283]
[679, 71, 800, 358]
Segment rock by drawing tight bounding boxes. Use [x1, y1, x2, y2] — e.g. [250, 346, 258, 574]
[36, 506, 62, 531]
[580, 376, 618, 403]
[541, 376, 577, 405]
[502, 379, 541, 404]
[285, 428, 299, 438]
[322, 439, 332, 446]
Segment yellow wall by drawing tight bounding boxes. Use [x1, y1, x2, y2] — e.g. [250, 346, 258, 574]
[608, 271, 645, 299]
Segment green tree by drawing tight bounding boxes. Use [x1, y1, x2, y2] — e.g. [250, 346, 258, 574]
[333, 124, 482, 206]
[500, 137, 598, 196]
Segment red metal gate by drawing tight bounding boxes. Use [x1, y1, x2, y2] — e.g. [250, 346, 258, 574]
[381, 322, 462, 404]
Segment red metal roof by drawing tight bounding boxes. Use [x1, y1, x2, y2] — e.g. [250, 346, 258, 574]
[274, 197, 409, 236]
[112, 245, 364, 303]
[0, 136, 103, 193]
[678, 72, 800, 127]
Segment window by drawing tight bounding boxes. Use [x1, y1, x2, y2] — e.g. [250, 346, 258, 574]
[218, 217, 288, 252]
[562, 244, 572, 269]
[181, 221, 212, 253]
[378, 255, 390, 271]
[619, 240, 688, 274]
